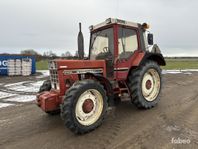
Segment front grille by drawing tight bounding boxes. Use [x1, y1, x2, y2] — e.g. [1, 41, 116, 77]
[49, 61, 59, 90]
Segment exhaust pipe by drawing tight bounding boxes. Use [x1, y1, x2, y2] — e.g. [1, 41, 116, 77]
[77, 23, 84, 59]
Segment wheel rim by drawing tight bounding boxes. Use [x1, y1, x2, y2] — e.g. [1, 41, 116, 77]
[75, 89, 103, 126]
[141, 68, 160, 101]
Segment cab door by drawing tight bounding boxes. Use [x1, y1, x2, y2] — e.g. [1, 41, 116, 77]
[115, 26, 140, 80]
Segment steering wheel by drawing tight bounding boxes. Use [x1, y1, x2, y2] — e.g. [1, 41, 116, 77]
[103, 47, 109, 53]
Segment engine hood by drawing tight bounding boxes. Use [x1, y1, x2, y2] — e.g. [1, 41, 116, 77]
[54, 59, 106, 70]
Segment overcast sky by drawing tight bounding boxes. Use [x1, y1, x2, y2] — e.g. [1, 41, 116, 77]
[0, 0, 198, 56]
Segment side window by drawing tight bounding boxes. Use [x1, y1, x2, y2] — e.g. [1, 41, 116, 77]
[118, 27, 138, 59]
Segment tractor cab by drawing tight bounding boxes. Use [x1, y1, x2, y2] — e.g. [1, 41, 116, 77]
[88, 18, 154, 78]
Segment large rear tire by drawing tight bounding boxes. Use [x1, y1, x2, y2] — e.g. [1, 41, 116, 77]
[61, 80, 108, 134]
[128, 61, 162, 109]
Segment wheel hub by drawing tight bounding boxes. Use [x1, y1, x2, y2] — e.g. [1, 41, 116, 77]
[82, 99, 94, 113]
[146, 80, 152, 90]
[141, 69, 161, 102]
[75, 89, 104, 126]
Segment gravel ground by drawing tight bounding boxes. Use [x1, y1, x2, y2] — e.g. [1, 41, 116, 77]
[0, 71, 198, 149]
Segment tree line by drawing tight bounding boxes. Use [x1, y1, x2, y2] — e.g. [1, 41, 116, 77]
[20, 49, 81, 61]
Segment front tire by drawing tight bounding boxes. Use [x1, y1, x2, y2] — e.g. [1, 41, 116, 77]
[128, 61, 162, 109]
[61, 80, 108, 134]
[38, 80, 51, 93]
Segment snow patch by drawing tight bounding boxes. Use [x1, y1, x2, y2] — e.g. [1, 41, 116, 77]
[0, 119, 12, 126]
[165, 125, 180, 132]
[162, 69, 198, 74]
[0, 91, 17, 99]
[183, 72, 192, 75]
[7, 85, 37, 93]
[4, 81, 30, 87]
[5, 81, 44, 93]
[4, 95, 36, 103]
[181, 69, 198, 72]
[36, 70, 49, 78]
[30, 81, 44, 87]
[163, 70, 182, 74]
[0, 79, 45, 109]
[0, 103, 14, 108]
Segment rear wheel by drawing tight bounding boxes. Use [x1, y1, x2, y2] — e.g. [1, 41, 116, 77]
[128, 61, 162, 109]
[61, 80, 108, 134]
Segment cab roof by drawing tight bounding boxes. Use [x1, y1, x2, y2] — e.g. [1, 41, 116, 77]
[90, 18, 141, 31]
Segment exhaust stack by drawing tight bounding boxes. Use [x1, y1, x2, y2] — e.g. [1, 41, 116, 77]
[77, 23, 84, 59]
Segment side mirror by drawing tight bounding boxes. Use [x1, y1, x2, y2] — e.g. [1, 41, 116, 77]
[147, 33, 154, 45]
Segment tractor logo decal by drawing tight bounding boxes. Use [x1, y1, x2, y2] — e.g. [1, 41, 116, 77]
[63, 69, 103, 75]
[114, 67, 129, 71]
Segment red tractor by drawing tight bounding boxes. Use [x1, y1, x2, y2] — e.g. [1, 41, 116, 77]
[36, 18, 166, 134]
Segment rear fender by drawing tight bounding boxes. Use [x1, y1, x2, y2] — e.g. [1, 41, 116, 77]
[140, 52, 166, 66]
[127, 52, 166, 81]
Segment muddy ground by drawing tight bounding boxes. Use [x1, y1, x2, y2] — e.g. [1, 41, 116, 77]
[0, 72, 198, 149]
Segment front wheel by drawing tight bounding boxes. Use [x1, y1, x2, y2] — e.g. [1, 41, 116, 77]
[61, 80, 108, 134]
[38, 80, 51, 93]
[128, 61, 162, 109]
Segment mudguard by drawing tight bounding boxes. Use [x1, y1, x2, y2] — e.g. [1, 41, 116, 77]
[140, 52, 166, 66]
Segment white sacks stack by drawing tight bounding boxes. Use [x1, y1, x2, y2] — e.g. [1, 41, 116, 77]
[7, 59, 16, 76]
[15, 59, 22, 75]
[7, 58, 32, 76]
[22, 58, 32, 76]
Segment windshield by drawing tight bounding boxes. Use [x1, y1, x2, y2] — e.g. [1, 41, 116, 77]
[90, 28, 114, 60]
